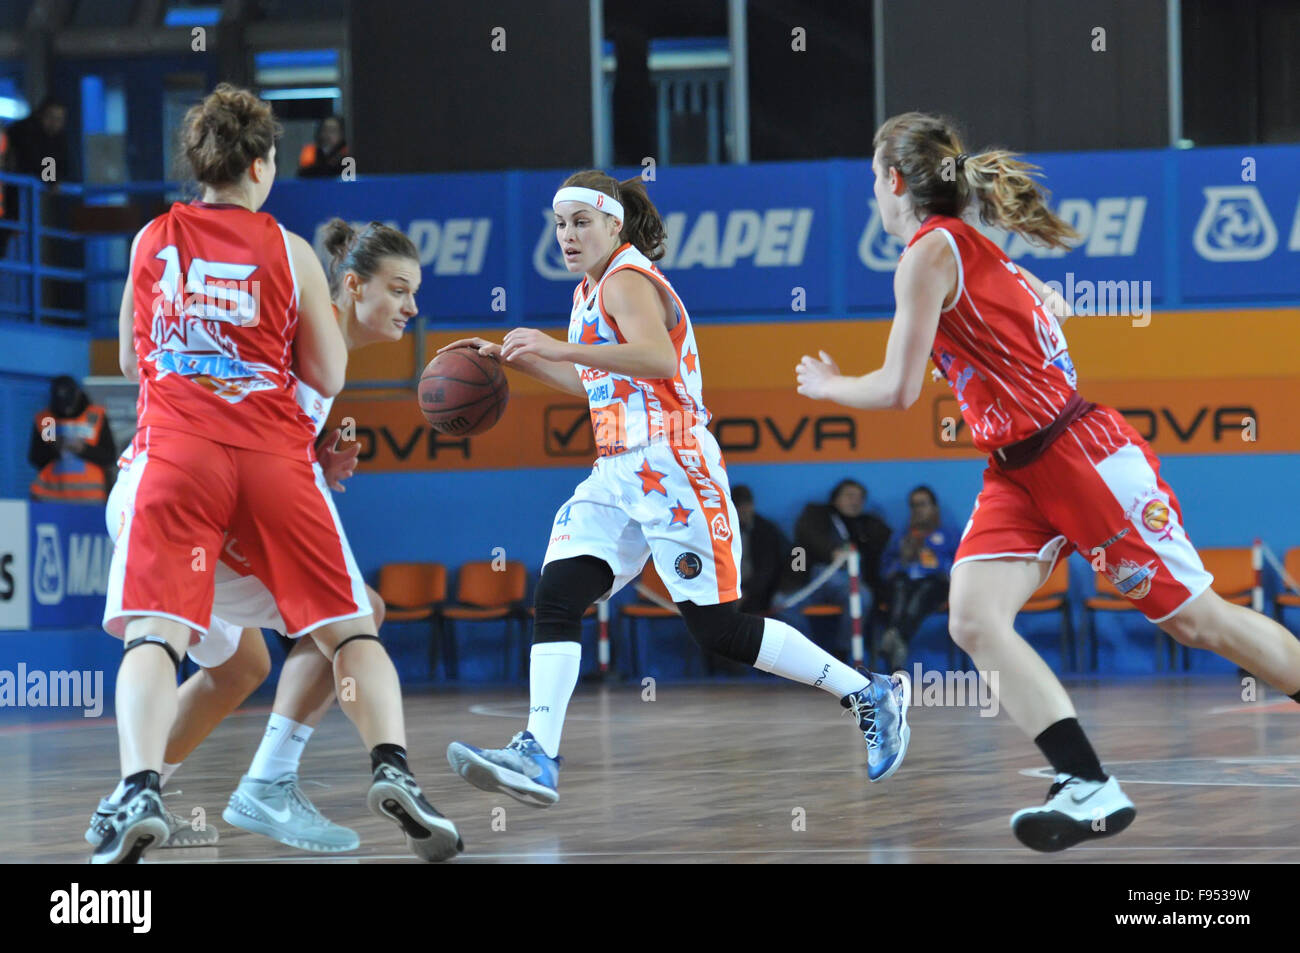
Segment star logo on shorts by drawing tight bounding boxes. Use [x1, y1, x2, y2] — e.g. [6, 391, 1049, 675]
[636, 459, 668, 496]
[669, 499, 693, 527]
[683, 348, 697, 374]
[579, 316, 603, 345]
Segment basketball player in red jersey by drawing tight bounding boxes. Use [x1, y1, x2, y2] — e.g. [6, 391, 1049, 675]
[439, 171, 910, 810]
[94, 84, 460, 863]
[797, 111, 1300, 852]
[87, 220, 422, 855]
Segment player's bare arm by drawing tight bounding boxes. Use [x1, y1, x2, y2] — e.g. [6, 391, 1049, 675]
[796, 231, 951, 409]
[439, 335, 585, 396]
[1017, 263, 1072, 323]
[288, 230, 348, 397]
[504, 270, 678, 380]
[117, 279, 137, 380]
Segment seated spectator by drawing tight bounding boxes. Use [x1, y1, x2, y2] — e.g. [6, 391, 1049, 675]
[298, 115, 350, 178]
[733, 484, 794, 617]
[786, 478, 892, 654]
[877, 485, 958, 670]
[28, 375, 116, 503]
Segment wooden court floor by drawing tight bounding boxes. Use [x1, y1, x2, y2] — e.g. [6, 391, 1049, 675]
[4, 677, 1300, 863]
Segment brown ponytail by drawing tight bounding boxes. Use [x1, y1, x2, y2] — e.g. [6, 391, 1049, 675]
[321, 218, 420, 299]
[873, 111, 1079, 250]
[559, 170, 668, 261]
[180, 83, 281, 188]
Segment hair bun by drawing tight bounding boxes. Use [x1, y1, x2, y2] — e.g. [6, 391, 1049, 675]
[322, 217, 357, 264]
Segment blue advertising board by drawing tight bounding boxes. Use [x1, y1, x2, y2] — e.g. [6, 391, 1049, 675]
[259, 144, 1300, 326]
[28, 502, 113, 629]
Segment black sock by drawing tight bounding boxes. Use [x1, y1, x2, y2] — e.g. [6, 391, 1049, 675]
[1290, 690, 1300, 705]
[370, 743, 409, 774]
[1034, 718, 1107, 782]
[122, 770, 160, 800]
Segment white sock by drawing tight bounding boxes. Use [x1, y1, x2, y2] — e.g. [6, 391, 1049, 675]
[525, 642, 582, 758]
[754, 618, 870, 698]
[248, 713, 314, 780]
[108, 779, 129, 804]
[160, 761, 181, 787]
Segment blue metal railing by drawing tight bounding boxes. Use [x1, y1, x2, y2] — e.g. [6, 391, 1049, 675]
[0, 174, 185, 331]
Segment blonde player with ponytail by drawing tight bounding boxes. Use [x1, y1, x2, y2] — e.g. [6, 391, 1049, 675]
[798, 111, 1300, 851]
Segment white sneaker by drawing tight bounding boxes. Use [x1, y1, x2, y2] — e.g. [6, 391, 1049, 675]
[1011, 774, 1136, 852]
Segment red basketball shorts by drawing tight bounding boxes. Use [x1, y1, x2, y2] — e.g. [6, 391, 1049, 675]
[955, 404, 1213, 622]
[104, 427, 371, 639]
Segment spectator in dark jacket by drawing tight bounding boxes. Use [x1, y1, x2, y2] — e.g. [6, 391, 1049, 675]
[298, 115, 350, 178]
[877, 485, 959, 669]
[784, 479, 893, 654]
[733, 484, 793, 616]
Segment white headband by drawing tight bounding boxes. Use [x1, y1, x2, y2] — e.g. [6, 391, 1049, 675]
[552, 186, 624, 222]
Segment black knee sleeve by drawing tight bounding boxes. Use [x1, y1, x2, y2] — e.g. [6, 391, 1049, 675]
[123, 634, 182, 672]
[533, 556, 613, 644]
[676, 601, 765, 666]
[332, 633, 381, 659]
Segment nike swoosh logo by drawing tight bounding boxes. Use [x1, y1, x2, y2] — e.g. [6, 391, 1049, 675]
[255, 800, 292, 823]
[1070, 787, 1102, 805]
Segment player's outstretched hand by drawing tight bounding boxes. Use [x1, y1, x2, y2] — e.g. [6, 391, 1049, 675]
[796, 350, 841, 400]
[438, 337, 503, 360]
[502, 327, 566, 363]
[318, 427, 361, 492]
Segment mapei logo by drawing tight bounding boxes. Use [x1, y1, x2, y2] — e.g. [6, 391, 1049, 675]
[33, 524, 112, 606]
[314, 219, 491, 275]
[534, 208, 814, 280]
[859, 197, 1148, 270]
[710, 512, 732, 542]
[1192, 186, 1277, 261]
[859, 200, 907, 271]
[33, 524, 63, 606]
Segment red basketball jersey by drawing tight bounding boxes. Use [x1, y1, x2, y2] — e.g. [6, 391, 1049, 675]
[908, 214, 1080, 452]
[130, 201, 315, 460]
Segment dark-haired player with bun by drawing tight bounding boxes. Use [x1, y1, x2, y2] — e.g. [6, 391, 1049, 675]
[90, 217, 424, 855]
[797, 110, 1300, 851]
[94, 84, 459, 863]
[441, 171, 912, 810]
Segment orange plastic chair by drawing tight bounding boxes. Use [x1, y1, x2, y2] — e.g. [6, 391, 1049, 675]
[620, 562, 684, 673]
[1017, 557, 1077, 671]
[378, 562, 446, 622]
[442, 560, 529, 678]
[376, 562, 446, 675]
[1198, 547, 1255, 606]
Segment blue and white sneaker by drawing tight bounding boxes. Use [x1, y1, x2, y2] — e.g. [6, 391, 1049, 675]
[1011, 774, 1136, 852]
[843, 670, 911, 782]
[446, 730, 561, 807]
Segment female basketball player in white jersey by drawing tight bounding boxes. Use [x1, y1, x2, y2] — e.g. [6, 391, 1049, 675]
[90, 219, 422, 854]
[796, 111, 1300, 851]
[440, 171, 910, 808]
[93, 85, 459, 863]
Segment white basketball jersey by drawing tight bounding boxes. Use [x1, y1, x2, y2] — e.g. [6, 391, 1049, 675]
[567, 243, 709, 457]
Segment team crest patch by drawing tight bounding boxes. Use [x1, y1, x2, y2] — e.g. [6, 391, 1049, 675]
[1106, 558, 1156, 601]
[710, 513, 731, 542]
[1141, 499, 1170, 533]
[675, 553, 702, 580]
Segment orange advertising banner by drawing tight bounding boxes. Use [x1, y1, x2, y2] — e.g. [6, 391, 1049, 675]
[327, 375, 1297, 472]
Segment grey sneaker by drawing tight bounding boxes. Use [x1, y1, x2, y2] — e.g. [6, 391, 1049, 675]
[843, 671, 912, 782]
[86, 795, 219, 848]
[222, 773, 360, 853]
[89, 788, 170, 865]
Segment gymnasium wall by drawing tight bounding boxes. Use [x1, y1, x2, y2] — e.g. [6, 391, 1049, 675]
[4, 145, 1299, 681]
